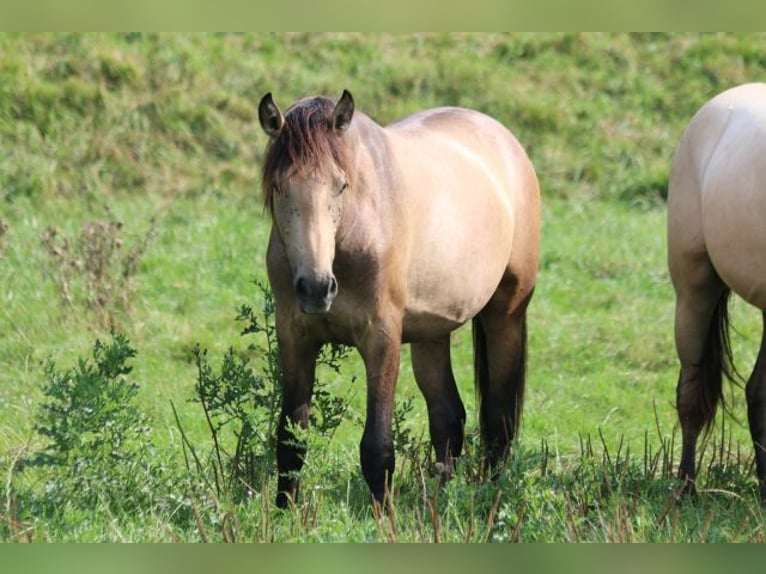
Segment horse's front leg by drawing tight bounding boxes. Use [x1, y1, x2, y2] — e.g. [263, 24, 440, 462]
[275, 319, 321, 509]
[358, 320, 402, 507]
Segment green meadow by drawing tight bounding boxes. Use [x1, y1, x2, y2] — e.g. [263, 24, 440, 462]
[1, 33, 766, 541]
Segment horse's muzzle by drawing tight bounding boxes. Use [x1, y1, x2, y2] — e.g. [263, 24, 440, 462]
[294, 274, 338, 314]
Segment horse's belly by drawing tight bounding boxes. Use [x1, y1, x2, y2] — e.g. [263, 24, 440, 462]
[402, 245, 512, 341]
[402, 254, 508, 341]
[401, 310, 466, 342]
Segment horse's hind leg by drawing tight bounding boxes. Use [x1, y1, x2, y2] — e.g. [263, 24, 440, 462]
[672, 257, 728, 492]
[475, 284, 533, 471]
[746, 311, 766, 502]
[411, 338, 466, 480]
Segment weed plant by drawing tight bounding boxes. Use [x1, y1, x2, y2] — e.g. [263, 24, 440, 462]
[39, 207, 155, 328]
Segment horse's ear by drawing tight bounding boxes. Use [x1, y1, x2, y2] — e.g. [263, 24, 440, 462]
[258, 93, 284, 138]
[333, 90, 354, 133]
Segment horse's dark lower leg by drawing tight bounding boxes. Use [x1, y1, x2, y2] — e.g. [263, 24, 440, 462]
[360, 427, 395, 505]
[276, 403, 309, 508]
[476, 307, 528, 473]
[674, 287, 730, 495]
[411, 339, 466, 480]
[746, 311, 766, 502]
[359, 336, 401, 506]
[676, 366, 707, 493]
[274, 334, 319, 509]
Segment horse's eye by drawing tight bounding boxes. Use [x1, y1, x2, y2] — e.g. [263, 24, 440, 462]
[339, 182, 349, 194]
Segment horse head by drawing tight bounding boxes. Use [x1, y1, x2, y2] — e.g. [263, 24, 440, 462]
[259, 90, 355, 313]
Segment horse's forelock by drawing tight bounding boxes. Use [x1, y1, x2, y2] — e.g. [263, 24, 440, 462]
[261, 97, 351, 211]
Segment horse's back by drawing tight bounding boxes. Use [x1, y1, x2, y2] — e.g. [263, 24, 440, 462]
[669, 83, 766, 308]
[386, 106, 538, 224]
[388, 107, 532, 179]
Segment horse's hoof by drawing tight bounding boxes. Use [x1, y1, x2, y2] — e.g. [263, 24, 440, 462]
[677, 478, 698, 500]
[275, 491, 292, 509]
[434, 461, 454, 484]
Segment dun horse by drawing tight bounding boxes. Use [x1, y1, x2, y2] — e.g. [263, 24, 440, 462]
[258, 90, 540, 507]
[668, 82, 766, 500]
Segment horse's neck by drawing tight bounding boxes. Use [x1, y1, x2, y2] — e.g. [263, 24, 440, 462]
[337, 115, 402, 252]
[350, 114, 399, 198]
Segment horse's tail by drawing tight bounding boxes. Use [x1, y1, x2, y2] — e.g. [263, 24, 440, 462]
[473, 314, 526, 446]
[695, 287, 739, 430]
[473, 316, 490, 429]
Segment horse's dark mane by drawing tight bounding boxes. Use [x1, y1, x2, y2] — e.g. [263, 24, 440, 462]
[261, 96, 351, 212]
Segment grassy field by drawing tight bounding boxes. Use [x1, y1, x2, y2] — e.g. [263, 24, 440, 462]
[2, 33, 766, 541]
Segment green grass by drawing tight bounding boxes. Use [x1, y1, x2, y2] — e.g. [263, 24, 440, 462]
[2, 32, 766, 541]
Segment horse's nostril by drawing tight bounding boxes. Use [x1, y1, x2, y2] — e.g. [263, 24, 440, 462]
[295, 277, 310, 298]
[328, 276, 338, 298]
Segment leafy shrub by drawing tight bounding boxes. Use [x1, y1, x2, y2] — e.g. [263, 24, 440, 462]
[177, 281, 354, 504]
[25, 332, 162, 515]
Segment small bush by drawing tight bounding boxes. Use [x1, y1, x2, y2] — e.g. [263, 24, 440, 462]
[177, 281, 354, 506]
[25, 332, 161, 515]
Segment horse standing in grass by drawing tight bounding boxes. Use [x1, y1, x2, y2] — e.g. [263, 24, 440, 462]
[668, 82, 766, 501]
[258, 90, 540, 507]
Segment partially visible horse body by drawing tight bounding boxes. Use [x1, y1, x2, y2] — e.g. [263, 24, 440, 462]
[668, 82, 766, 500]
[258, 90, 540, 507]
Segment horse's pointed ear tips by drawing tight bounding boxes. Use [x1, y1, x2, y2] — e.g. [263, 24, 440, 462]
[259, 92, 283, 137]
[333, 90, 355, 133]
[262, 93, 278, 109]
[340, 90, 354, 107]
